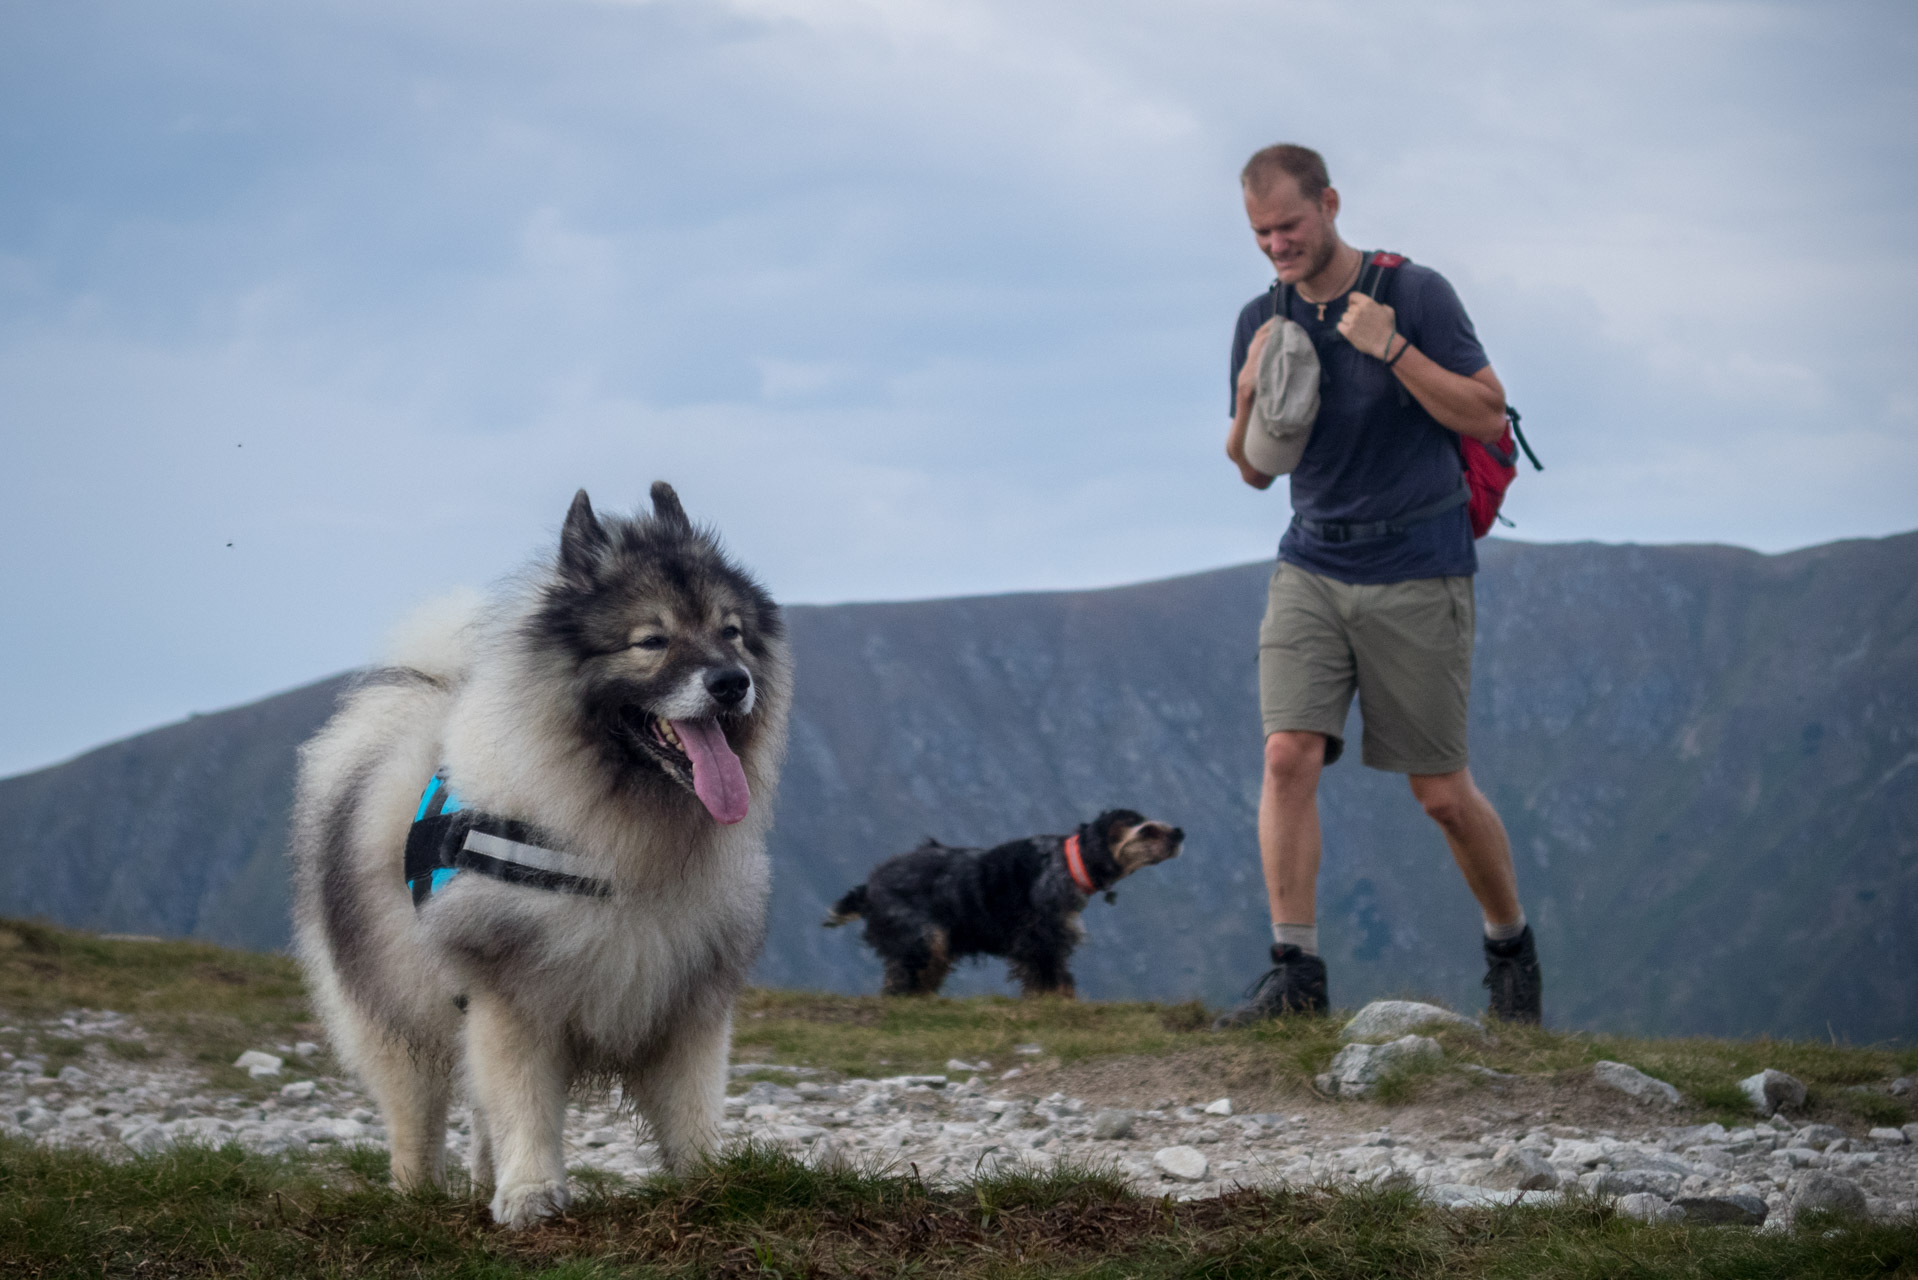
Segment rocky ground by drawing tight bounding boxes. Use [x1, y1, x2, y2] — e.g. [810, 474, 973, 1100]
[5, 1007, 1914, 1232]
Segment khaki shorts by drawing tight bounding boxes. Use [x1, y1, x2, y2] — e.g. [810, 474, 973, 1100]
[1257, 561, 1474, 774]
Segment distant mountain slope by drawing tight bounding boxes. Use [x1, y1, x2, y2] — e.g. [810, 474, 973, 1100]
[2, 534, 1913, 1042]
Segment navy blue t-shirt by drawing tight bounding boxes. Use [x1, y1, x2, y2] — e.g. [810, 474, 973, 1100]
[1230, 258, 1488, 583]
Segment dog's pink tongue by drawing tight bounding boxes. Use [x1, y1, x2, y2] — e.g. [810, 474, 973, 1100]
[672, 719, 750, 825]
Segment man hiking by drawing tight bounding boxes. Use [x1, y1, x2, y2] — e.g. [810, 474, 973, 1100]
[1214, 143, 1542, 1027]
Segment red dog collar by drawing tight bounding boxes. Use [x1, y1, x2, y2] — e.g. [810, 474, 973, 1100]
[1063, 833, 1096, 894]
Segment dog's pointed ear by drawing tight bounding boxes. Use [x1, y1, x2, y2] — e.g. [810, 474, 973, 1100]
[559, 488, 610, 583]
[650, 481, 691, 531]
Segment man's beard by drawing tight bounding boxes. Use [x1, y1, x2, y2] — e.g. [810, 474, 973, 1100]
[1269, 233, 1338, 284]
[1299, 236, 1337, 284]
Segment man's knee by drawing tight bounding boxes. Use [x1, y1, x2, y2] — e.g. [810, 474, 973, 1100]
[1409, 770, 1474, 831]
[1264, 732, 1325, 789]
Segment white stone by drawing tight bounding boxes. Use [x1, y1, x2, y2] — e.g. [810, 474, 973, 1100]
[1738, 1069, 1806, 1115]
[293, 1042, 320, 1058]
[1091, 1109, 1134, 1140]
[120, 1124, 169, 1154]
[1340, 1001, 1482, 1043]
[1552, 1138, 1620, 1167]
[1154, 1145, 1210, 1181]
[1202, 1097, 1233, 1116]
[168, 1116, 232, 1142]
[279, 1081, 316, 1101]
[1323, 1035, 1443, 1097]
[1596, 1169, 1683, 1199]
[1868, 1127, 1908, 1145]
[1609, 1148, 1696, 1177]
[232, 1050, 283, 1079]
[56, 1066, 90, 1086]
[1591, 1061, 1681, 1107]
[1470, 1145, 1559, 1191]
[1615, 1192, 1682, 1223]
[1787, 1170, 1868, 1218]
[1424, 1183, 1556, 1209]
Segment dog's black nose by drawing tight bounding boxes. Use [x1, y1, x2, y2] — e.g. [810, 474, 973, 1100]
[705, 666, 751, 706]
[1170, 827, 1185, 842]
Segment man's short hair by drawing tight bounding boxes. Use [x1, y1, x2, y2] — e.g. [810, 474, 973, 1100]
[1241, 144, 1330, 202]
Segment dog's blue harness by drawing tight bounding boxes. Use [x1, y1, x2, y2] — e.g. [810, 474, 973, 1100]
[404, 768, 611, 905]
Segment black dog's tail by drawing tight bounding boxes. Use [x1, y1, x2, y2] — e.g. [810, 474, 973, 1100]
[823, 885, 868, 927]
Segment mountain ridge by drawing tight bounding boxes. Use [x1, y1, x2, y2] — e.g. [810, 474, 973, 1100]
[3, 533, 1913, 1042]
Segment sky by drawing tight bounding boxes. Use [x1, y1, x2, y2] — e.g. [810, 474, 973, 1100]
[2, 0, 1915, 777]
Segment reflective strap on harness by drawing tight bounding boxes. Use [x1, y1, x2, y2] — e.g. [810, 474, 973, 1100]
[1290, 480, 1470, 545]
[453, 829, 609, 898]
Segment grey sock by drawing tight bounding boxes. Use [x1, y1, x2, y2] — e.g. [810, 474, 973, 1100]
[1483, 911, 1527, 943]
[1273, 922, 1319, 956]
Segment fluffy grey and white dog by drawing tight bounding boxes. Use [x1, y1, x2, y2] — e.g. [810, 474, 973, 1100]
[290, 483, 790, 1229]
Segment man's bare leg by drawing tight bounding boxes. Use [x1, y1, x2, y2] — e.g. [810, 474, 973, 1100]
[1409, 767, 1540, 1021]
[1215, 730, 1333, 1028]
[1406, 767, 1519, 925]
[1260, 730, 1327, 926]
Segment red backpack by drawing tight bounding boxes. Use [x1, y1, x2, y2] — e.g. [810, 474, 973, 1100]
[1357, 252, 1542, 537]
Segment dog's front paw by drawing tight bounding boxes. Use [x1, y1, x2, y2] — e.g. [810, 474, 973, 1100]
[490, 1178, 572, 1230]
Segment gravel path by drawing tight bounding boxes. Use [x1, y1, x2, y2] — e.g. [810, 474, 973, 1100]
[6, 1009, 1914, 1228]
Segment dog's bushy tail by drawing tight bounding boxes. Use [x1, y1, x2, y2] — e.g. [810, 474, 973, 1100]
[823, 885, 867, 927]
[380, 587, 485, 685]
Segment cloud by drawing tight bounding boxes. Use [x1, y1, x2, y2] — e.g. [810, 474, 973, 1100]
[1, 0, 1914, 773]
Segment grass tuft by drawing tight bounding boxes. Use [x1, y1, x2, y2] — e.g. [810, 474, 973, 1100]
[1, 1125, 1915, 1277]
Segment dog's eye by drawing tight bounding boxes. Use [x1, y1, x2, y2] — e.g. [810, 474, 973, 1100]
[720, 624, 742, 641]
[631, 635, 668, 651]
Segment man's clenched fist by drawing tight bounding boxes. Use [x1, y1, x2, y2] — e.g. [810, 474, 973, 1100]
[1338, 292, 1397, 361]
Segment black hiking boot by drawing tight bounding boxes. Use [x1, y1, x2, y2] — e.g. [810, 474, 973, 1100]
[1483, 925, 1542, 1024]
[1212, 943, 1329, 1028]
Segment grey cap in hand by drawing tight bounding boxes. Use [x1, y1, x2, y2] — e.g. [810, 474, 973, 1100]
[1245, 316, 1320, 478]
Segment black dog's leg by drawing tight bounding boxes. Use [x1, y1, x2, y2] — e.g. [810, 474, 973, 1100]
[917, 928, 953, 994]
[880, 958, 918, 997]
[1009, 949, 1076, 999]
[877, 926, 953, 996]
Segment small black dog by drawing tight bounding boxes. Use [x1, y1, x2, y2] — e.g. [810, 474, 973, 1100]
[824, 810, 1183, 997]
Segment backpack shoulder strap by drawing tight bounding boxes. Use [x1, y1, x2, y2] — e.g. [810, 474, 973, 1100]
[1358, 251, 1411, 406]
[1357, 250, 1407, 301]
